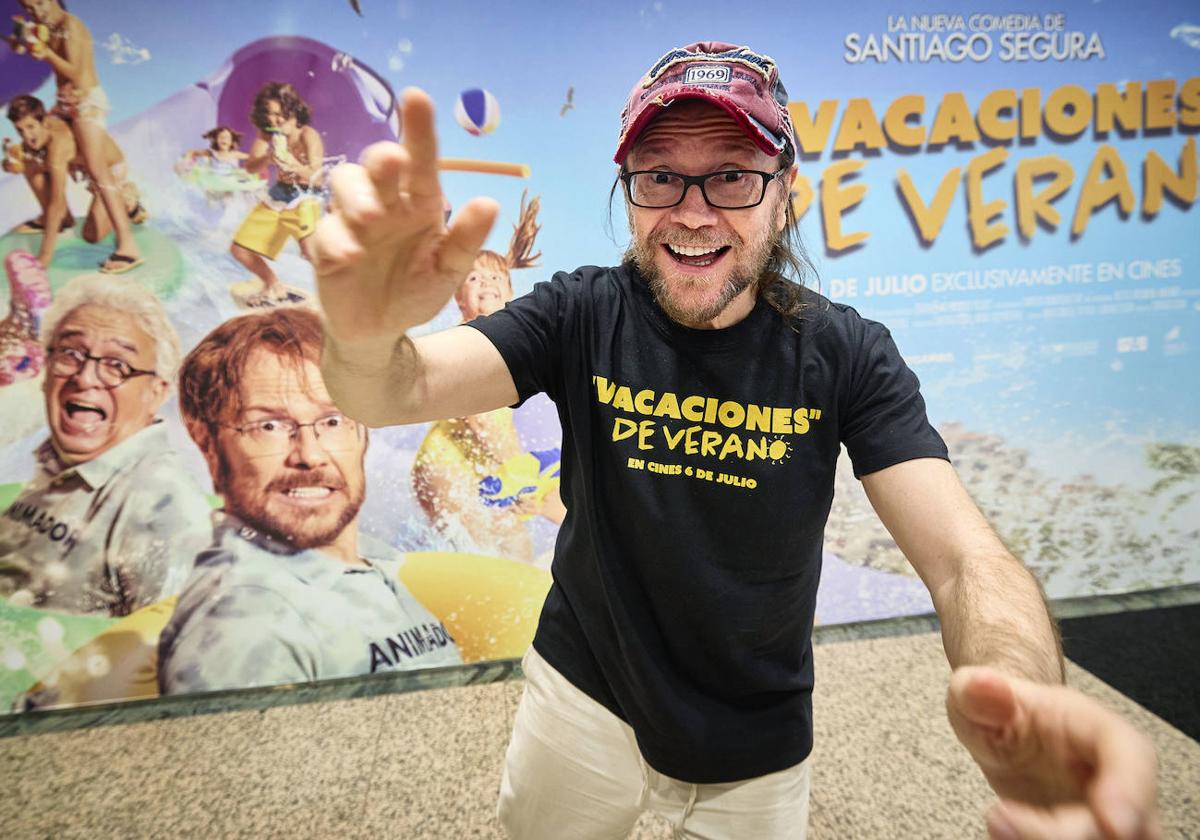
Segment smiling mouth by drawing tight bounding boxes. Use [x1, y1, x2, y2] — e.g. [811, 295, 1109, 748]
[63, 400, 108, 423]
[664, 244, 730, 268]
[283, 486, 334, 499]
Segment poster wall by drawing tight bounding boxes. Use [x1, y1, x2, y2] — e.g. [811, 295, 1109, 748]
[0, 0, 1196, 711]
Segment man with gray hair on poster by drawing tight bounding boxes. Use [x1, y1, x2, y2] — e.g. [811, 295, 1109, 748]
[0, 274, 212, 616]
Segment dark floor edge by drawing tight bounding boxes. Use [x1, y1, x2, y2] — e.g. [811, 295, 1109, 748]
[4, 583, 1197, 739]
[0, 658, 521, 739]
[813, 582, 1200, 647]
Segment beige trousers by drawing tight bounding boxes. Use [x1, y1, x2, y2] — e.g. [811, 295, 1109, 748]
[498, 647, 811, 840]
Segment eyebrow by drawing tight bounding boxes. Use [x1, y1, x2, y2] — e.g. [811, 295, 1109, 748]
[56, 329, 139, 355]
[240, 401, 340, 416]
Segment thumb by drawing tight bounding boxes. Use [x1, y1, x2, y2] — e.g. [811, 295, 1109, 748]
[437, 196, 500, 278]
[948, 665, 1019, 731]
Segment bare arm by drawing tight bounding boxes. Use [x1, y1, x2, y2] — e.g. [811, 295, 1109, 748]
[861, 457, 1062, 684]
[862, 458, 1162, 839]
[244, 137, 271, 176]
[311, 88, 501, 428]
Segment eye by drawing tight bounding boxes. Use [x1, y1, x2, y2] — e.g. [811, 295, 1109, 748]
[99, 357, 133, 378]
[256, 419, 283, 433]
[650, 172, 675, 185]
[322, 415, 345, 429]
[717, 171, 746, 183]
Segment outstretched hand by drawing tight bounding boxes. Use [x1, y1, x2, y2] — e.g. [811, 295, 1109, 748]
[946, 666, 1161, 839]
[310, 88, 498, 350]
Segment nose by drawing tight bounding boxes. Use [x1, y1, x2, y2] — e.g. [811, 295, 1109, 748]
[670, 181, 718, 229]
[69, 357, 105, 389]
[286, 424, 329, 468]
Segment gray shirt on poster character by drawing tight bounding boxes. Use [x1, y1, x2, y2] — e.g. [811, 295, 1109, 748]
[0, 421, 213, 616]
[157, 516, 462, 694]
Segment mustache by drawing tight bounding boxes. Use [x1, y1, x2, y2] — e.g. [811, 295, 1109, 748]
[267, 470, 348, 494]
[646, 226, 743, 250]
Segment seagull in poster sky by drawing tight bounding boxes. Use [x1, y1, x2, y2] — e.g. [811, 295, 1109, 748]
[560, 86, 575, 117]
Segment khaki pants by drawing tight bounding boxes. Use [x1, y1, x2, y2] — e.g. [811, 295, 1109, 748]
[498, 647, 811, 840]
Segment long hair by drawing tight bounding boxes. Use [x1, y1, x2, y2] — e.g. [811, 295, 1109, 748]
[203, 126, 243, 151]
[471, 190, 542, 278]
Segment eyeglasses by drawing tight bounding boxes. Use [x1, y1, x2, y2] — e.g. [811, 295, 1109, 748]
[225, 414, 362, 456]
[620, 168, 788, 209]
[48, 346, 157, 388]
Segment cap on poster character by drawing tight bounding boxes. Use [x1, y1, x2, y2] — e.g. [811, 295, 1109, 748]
[613, 41, 798, 165]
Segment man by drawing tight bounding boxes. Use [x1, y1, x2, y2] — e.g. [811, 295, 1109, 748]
[229, 81, 325, 307]
[18, 0, 144, 273]
[159, 307, 461, 695]
[3, 95, 147, 268]
[0, 274, 211, 616]
[312, 43, 1161, 840]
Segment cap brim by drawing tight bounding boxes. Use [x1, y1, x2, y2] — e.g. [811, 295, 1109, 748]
[614, 88, 785, 165]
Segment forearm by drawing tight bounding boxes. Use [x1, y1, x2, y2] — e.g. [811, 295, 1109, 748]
[933, 551, 1064, 684]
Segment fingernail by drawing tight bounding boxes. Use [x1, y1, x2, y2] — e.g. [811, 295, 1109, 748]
[986, 805, 1018, 840]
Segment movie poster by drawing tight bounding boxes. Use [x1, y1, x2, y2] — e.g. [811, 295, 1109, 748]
[0, 0, 1196, 712]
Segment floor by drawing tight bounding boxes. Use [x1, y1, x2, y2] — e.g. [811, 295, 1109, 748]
[3, 628, 1198, 839]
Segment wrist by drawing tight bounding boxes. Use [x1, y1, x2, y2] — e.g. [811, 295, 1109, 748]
[321, 329, 408, 377]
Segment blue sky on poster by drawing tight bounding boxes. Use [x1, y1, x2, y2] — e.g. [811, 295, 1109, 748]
[15, 0, 1200, 483]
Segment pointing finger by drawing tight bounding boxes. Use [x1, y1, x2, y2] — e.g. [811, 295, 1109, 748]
[399, 88, 442, 202]
[988, 801, 1103, 840]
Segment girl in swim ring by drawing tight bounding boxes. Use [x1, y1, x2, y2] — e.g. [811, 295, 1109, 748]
[411, 193, 566, 566]
[183, 126, 249, 172]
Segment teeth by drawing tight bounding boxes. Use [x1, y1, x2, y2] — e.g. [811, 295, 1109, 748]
[287, 487, 332, 498]
[667, 244, 721, 257]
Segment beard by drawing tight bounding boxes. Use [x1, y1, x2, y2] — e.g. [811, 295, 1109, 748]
[625, 216, 781, 327]
[217, 451, 365, 551]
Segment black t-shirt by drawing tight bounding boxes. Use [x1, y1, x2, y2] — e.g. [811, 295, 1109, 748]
[469, 263, 948, 783]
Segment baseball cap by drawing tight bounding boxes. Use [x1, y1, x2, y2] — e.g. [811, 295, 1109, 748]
[613, 41, 797, 165]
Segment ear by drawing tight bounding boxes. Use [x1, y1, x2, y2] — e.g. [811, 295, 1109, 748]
[775, 164, 799, 232]
[146, 377, 170, 414]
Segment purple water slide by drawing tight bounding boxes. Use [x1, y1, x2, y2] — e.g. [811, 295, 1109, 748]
[1, 0, 53, 105]
[200, 35, 400, 161]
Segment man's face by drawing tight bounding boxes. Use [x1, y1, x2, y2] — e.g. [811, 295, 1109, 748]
[209, 351, 366, 551]
[13, 115, 48, 151]
[624, 100, 793, 327]
[43, 305, 168, 465]
[455, 262, 512, 320]
[264, 100, 298, 137]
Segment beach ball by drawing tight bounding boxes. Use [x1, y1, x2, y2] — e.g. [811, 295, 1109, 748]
[454, 88, 501, 136]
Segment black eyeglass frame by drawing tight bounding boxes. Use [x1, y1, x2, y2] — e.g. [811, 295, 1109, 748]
[47, 346, 158, 388]
[619, 168, 790, 210]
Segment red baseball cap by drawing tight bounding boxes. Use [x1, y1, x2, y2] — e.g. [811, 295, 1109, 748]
[614, 41, 797, 165]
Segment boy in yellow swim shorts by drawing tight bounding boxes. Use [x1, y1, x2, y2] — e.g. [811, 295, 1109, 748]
[230, 82, 325, 307]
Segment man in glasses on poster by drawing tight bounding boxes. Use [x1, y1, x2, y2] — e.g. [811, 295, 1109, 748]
[0, 275, 211, 616]
[157, 307, 460, 695]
